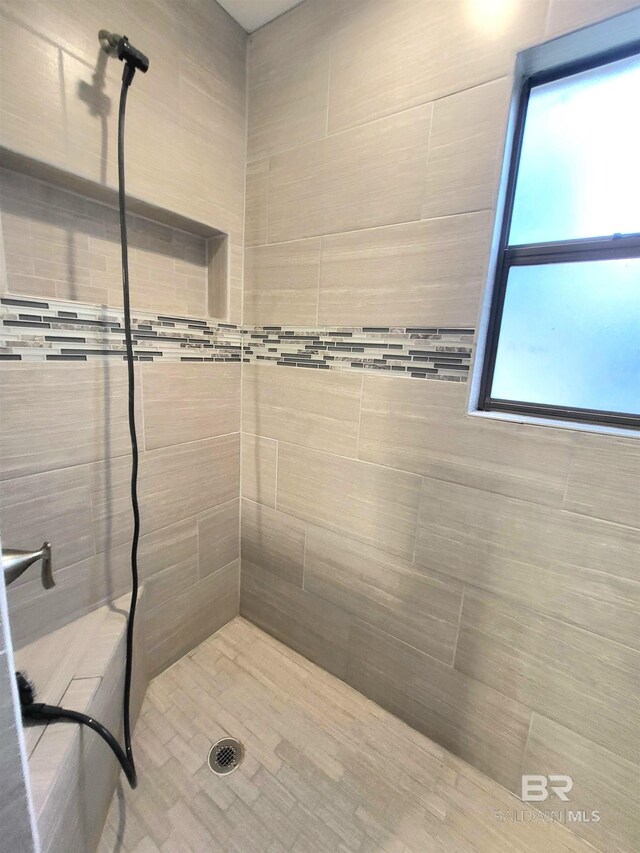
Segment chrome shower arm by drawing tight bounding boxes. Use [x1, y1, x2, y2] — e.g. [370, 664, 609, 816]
[2, 542, 54, 589]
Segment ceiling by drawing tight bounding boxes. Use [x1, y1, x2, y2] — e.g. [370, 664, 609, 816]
[217, 0, 305, 32]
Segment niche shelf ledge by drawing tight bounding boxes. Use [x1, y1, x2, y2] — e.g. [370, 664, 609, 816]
[0, 147, 230, 320]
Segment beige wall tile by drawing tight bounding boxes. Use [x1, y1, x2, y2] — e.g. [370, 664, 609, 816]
[305, 526, 462, 664]
[247, 0, 332, 161]
[455, 587, 640, 763]
[46, 48, 116, 206]
[0, 465, 94, 574]
[89, 432, 240, 558]
[359, 375, 573, 506]
[207, 234, 229, 320]
[277, 443, 421, 560]
[140, 434, 240, 536]
[245, 160, 269, 247]
[241, 433, 277, 508]
[198, 498, 240, 579]
[7, 543, 132, 649]
[228, 281, 242, 326]
[268, 105, 432, 242]
[242, 364, 362, 457]
[7, 506, 222, 651]
[122, 101, 240, 239]
[180, 60, 244, 146]
[416, 478, 640, 649]
[227, 241, 244, 325]
[241, 498, 305, 586]
[0, 363, 142, 481]
[88, 455, 138, 555]
[523, 714, 640, 852]
[0, 14, 67, 166]
[546, 0, 640, 36]
[244, 240, 320, 326]
[141, 363, 240, 451]
[147, 559, 240, 675]
[0, 0, 247, 234]
[564, 433, 640, 528]
[318, 211, 492, 327]
[0, 0, 245, 677]
[328, 0, 547, 132]
[241, 560, 351, 679]
[175, 0, 247, 115]
[347, 620, 531, 792]
[422, 78, 511, 219]
[139, 518, 200, 613]
[148, 584, 239, 677]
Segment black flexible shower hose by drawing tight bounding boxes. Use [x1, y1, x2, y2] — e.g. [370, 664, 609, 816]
[117, 69, 140, 789]
[18, 71, 139, 791]
[17, 699, 137, 788]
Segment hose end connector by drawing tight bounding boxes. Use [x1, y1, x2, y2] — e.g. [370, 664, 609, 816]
[99, 30, 149, 86]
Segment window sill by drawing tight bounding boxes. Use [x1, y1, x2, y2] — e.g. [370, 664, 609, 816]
[467, 407, 640, 439]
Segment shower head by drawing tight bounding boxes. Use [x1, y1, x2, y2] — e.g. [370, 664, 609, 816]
[99, 30, 149, 80]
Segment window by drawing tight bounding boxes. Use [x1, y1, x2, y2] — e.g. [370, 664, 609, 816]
[479, 45, 640, 429]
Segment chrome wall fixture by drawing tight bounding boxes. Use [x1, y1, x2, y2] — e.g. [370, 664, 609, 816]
[2, 542, 54, 588]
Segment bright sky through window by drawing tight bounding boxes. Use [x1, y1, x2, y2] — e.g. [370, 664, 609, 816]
[481, 48, 640, 427]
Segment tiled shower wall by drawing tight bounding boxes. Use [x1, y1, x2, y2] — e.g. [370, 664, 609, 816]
[0, 3, 639, 852]
[0, 0, 247, 675]
[240, 3, 640, 853]
[0, 169, 210, 318]
[0, 0, 246, 320]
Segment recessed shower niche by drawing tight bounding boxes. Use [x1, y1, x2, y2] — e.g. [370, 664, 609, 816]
[0, 155, 229, 321]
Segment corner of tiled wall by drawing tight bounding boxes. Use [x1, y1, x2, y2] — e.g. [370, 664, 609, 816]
[237, 4, 640, 853]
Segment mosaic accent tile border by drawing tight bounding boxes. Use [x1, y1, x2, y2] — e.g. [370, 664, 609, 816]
[242, 325, 475, 381]
[1, 297, 475, 381]
[0, 297, 242, 363]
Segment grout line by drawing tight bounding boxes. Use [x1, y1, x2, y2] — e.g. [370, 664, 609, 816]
[301, 529, 307, 590]
[273, 438, 279, 509]
[424, 98, 435, 177]
[315, 236, 322, 325]
[561, 434, 576, 510]
[411, 476, 423, 564]
[236, 207, 493, 249]
[355, 373, 364, 460]
[58, 47, 69, 166]
[451, 585, 465, 671]
[520, 711, 535, 794]
[324, 29, 333, 138]
[239, 213, 245, 597]
[137, 362, 147, 453]
[264, 435, 420, 477]
[86, 485, 100, 559]
[195, 509, 201, 580]
[145, 430, 241, 452]
[350, 614, 460, 668]
[265, 157, 271, 246]
[0, 204, 9, 300]
[254, 74, 510, 163]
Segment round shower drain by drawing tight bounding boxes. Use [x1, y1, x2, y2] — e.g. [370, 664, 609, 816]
[208, 737, 244, 775]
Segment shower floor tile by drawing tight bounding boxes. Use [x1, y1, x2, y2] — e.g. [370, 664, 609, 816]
[98, 617, 592, 853]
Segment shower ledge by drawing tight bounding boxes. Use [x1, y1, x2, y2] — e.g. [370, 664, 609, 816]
[13, 589, 148, 853]
[0, 146, 223, 238]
